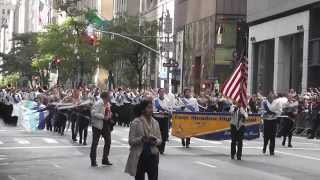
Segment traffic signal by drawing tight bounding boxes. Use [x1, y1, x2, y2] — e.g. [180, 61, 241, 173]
[88, 34, 97, 45]
[52, 57, 61, 65]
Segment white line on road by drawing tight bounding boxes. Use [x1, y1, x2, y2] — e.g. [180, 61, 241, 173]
[0, 155, 7, 157]
[0, 130, 8, 132]
[275, 150, 320, 161]
[0, 163, 9, 166]
[194, 161, 217, 168]
[8, 175, 16, 180]
[52, 163, 62, 169]
[193, 138, 223, 145]
[0, 140, 3, 145]
[0, 158, 8, 160]
[14, 138, 30, 145]
[121, 138, 128, 142]
[112, 140, 125, 145]
[0, 145, 130, 150]
[42, 138, 59, 144]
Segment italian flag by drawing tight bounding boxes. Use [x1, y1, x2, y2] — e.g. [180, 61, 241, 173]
[85, 9, 109, 28]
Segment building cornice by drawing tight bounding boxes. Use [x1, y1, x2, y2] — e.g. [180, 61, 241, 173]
[248, 1, 320, 26]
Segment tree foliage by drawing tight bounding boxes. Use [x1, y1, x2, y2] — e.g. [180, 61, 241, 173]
[99, 16, 158, 90]
[0, 33, 38, 77]
[37, 18, 97, 84]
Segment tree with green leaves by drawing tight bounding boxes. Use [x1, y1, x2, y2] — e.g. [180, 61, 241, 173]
[37, 18, 98, 86]
[0, 33, 38, 85]
[99, 16, 158, 90]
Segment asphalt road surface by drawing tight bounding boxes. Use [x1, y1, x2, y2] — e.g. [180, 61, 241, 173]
[1, 121, 320, 180]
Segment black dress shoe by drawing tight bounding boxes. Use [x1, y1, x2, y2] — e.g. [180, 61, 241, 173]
[231, 156, 235, 160]
[288, 144, 293, 148]
[262, 149, 266, 154]
[237, 157, 241, 161]
[91, 162, 98, 167]
[270, 152, 275, 156]
[102, 160, 112, 166]
[83, 142, 87, 146]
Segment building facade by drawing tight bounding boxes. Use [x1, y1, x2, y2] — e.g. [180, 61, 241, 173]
[247, 0, 320, 95]
[175, 0, 246, 94]
[113, 0, 140, 18]
[140, 0, 175, 90]
[0, 0, 18, 54]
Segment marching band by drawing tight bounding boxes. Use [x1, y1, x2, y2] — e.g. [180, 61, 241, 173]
[1, 85, 320, 166]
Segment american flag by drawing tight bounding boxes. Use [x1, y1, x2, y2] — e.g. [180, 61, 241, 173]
[221, 57, 248, 107]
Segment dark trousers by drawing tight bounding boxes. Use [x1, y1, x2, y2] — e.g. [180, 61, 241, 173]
[263, 120, 277, 154]
[281, 118, 294, 146]
[90, 123, 111, 163]
[181, 138, 190, 147]
[154, 117, 169, 153]
[135, 153, 159, 180]
[310, 116, 320, 138]
[78, 117, 89, 144]
[230, 125, 244, 159]
[71, 113, 79, 141]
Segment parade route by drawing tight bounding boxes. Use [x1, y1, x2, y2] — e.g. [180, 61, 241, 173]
[1, 123, 320, 180]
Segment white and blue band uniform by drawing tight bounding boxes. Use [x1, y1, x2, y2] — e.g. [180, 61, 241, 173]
[178, 89, 199, 148]
[260, 94, 278, 155]
[153, 88, 171, 154]
[229, 103, 248, 160]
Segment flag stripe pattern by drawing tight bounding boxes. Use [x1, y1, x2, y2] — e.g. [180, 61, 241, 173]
[221, 58, 248, 107]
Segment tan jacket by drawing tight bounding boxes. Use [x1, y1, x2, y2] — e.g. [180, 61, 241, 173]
[91, 99, 105, 130]
[125, 117, 162, 176]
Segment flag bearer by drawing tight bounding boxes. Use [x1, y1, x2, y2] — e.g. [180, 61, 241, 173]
[229, 101, 248, 160]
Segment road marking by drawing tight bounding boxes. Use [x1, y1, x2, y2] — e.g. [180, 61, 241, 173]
[194, 161, 217, 168]
[275, 150, 320, 161]
[0, 163, 9, 166]
[193, 138, 222, 145]
[0, 140, 3, 145]
[14, 138, 30, 145]
[8, 175, 16, 180]
[121, 138, 128, 142]
[0, 130, 8, 132]
[0, 158, 8, 160]
[52, 163, 62, 168]
[112, 140, 124, 144]
[0, 155, 7, 157]
[42, 138, 58, 144]
[0, 145, 129, 150]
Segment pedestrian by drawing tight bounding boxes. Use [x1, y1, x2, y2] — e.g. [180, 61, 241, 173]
[125, 100, 162, 180]
[153, 88, 170, 154]
[90, 91, 113, 167]
[308, 98, 320, 139]
[261, 93, 278, 155]
[230, 101, 248, 160]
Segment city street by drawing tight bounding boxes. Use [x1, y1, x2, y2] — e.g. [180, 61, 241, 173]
[1, 121, 320, 180]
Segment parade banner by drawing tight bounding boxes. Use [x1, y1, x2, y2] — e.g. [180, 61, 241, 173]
[172, 112, 261, 140]
[14, 101, 48, 132]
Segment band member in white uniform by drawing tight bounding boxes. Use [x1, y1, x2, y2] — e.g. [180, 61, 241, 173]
[178, 89, 199, 148]
[153, 88, 171, 154]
